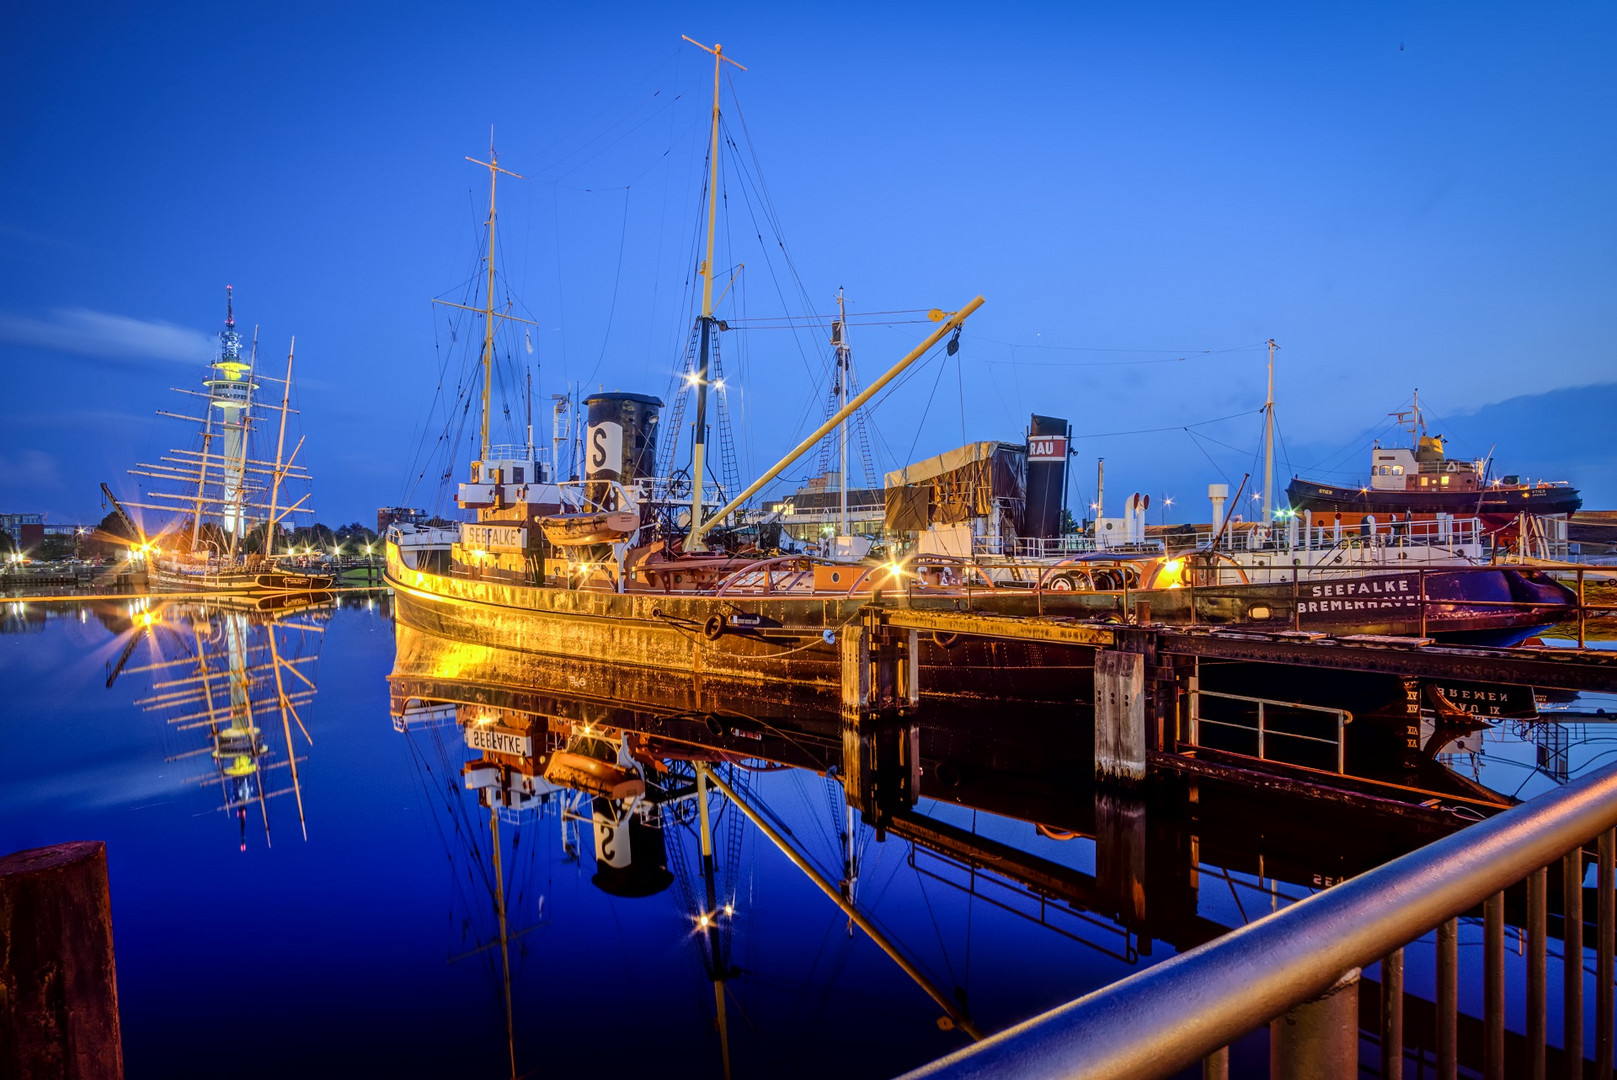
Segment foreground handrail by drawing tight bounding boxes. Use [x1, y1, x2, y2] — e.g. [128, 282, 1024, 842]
[899, 762, 1617, 1080]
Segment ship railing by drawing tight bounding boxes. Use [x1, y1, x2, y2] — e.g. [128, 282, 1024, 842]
[899, 761, 1617, 1080]
[1189, 514, 1486, 553]
[484, 444, 553, 470]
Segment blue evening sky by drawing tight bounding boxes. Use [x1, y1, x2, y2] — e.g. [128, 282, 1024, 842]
[2, 2, 1613, 528]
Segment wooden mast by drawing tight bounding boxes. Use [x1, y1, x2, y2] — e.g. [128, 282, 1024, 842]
[265, 337, 295, 559]
[835, 288, 850, 538]
[468, 139, 523, 464]
[681, 35, 747, 551]
[1262, 337, 1278, 526]
[434, 140, 534, 467]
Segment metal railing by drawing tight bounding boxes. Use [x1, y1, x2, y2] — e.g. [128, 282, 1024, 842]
[1187, 687, 1351, 774]
[898, 761, 1617, 1080]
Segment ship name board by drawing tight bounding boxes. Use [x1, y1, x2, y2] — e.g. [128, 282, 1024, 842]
[462, 523, 527, 552]
[1295, 574, 1419, 619]
[465, 726, 532, 757]
[1028, 436, 1068, 462]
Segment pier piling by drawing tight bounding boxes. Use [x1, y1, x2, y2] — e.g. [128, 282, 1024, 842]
[1095, 650, 1146, 784]
[0, 841, 123, 1080]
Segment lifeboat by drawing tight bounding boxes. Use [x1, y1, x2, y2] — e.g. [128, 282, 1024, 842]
[539, 509, 640, 546]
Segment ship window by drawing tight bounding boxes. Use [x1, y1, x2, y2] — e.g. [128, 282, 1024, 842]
[1420, 477, 1429, 486]
[513, 467, 524, 484]
[1392, 465, 1404, 475]
[1439, 475, 1449, 486]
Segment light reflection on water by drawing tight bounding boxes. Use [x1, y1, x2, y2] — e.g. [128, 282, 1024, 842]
[1, 596, 1611, 1079]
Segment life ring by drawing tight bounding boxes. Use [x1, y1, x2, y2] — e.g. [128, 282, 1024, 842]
[703, 615, 726, 641]
[932, 631, 962, 649]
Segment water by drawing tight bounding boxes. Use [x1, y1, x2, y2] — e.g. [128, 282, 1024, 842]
[2, 596, 1611, 1078]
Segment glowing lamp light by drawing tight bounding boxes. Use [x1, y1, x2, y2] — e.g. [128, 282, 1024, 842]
[698, 914, 711, 928]
[723, 904, 734, 916]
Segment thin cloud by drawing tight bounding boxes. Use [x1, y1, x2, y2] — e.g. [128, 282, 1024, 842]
[0, 307, 215, 366]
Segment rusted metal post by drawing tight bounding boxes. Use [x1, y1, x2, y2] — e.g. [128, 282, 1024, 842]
[1419, 569, 1428, 639]
[1380, 948, 1404, 1080]
[1578, 567, 1586, 649]
[1598, 828, 1614, 1077]
[1269, 968, 1359, 1080]
[1528, 866, 1547, 1080]
[1564, 849, 1584, 1079]
[1202, 1046, 1228, 1079]
[1437, 917, 1458, 1080]
[902, 628, 920, 710]
[0, 842, 124, 1080]
[1485, 891, 1505, 1080]
[1094, 650, 1146, 785]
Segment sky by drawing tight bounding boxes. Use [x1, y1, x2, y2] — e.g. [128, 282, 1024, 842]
[2, 1, 1613, 531]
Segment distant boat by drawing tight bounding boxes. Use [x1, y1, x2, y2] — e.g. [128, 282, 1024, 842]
[1286, 391, 1582, 525]
[109, 287, 332, 594]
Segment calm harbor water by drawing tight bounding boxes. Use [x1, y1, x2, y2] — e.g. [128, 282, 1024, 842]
[1, 595, 1612, 1078]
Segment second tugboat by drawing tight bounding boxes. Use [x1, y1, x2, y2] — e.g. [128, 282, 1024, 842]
[1286, 391, 1582, 526]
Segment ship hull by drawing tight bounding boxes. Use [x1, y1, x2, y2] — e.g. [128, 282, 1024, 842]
[385, 545, 1575, 697]
[1287, 477, 1582, 520]
[152, 558, 334, 595]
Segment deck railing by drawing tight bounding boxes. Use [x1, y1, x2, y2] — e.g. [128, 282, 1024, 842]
[898, 761, 1617, 1080]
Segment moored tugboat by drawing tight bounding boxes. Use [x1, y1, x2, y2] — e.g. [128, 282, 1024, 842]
[1286, 392, 1581, 527]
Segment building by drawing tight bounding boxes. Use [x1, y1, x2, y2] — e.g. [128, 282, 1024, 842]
[0, 513, 44, 548]
[762, 472, 886, 545]
[377, 506, 428, 536]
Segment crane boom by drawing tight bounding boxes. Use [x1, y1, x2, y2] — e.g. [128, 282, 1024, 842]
[99, 482, 145, 544]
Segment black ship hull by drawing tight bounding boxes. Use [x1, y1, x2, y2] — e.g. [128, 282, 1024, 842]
[1287, 477, 1582, 521]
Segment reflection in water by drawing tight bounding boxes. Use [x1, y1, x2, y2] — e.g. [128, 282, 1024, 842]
[108, 594, 333, 849]
[390, 621, 1536, 1077]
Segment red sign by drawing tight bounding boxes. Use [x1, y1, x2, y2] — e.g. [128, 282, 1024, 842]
[1028, 435, 1067, 462]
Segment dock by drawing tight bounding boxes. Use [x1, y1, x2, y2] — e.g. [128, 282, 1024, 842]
[844, 604, 1617, 809]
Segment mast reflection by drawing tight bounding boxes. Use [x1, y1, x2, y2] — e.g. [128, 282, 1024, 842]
[106, 592, 333, 849]
[388, 621, 1560, 1078]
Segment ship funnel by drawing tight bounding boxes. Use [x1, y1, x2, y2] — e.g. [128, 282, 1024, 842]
[1208, 483, 1229, 533]
[582, 392, 662, 504]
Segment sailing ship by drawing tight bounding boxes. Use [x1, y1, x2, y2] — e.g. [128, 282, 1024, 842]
[107, 288, 332, 593]
[1285, 391, 1583, 525]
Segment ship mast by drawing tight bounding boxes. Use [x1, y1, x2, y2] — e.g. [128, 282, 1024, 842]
[682, 35, 747, 552]
[834, 288, 850, 538]
[264, 337, 295, 559]
[1262, 338, 1278, 526]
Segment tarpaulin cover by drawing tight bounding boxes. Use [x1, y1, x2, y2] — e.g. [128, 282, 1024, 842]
[884, 441, 1026, 532]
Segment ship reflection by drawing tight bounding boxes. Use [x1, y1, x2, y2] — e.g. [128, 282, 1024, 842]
[105, 592, 334, 849]
[390, 621, 1553, 1078]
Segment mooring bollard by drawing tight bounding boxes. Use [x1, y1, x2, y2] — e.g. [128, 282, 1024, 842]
[0, 841, 124, 1080]
[1095, 649, 1146, 784]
